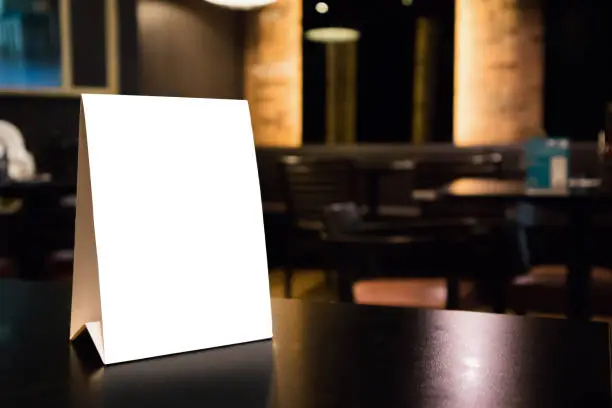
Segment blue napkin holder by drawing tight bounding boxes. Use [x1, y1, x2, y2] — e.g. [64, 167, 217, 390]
[524, 137, 570, 191]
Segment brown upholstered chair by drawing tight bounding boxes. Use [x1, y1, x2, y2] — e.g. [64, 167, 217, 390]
[353, 278, 478, 310]
[322, 202, 485, 309]
[508, 265, 612, 315]
[502, 204, 612, 315]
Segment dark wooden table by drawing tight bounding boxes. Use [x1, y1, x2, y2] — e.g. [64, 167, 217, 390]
[1, 278, 611, 407]
[438, 178, 612, 321]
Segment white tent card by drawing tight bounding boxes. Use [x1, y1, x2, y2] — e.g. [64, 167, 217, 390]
[70, 94, 273, 365]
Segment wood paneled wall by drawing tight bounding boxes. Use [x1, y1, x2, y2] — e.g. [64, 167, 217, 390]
[454, 0, 544, 146]
[138, 0, 244, 99]
[244, 0, 302, 147]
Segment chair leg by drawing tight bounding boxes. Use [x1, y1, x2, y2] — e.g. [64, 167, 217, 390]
[321, 244, 336, 290]
[284, 236, 296, 298]
[473, 277, 507, 314]
[337, 269, 354, 302]
[336, 246, 355, 303]
[284, 267, 293, 298]
[446, 276, 460, 310]
[324, 270, 335, 290]
[366, 253, 380, 277]
[492, 278, 511, 314]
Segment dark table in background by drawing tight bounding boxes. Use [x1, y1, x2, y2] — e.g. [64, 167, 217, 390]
[356, 159, 416, 219]
[1, 279, 610, 407]
[438, 178, 612, 321]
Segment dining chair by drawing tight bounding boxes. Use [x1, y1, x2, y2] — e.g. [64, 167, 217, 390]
[321, 202, 479, 309]
[497, 203, 612, 315]
[277, 156, 359, 298]
[409, 153, 525, 310]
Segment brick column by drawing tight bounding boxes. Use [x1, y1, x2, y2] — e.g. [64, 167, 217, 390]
[454, 0, 544, 146]
[244, 0, 302, 147]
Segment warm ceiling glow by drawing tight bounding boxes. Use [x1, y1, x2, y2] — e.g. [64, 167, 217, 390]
[305, 27, 360, 43]
[203, 0, 275, 10]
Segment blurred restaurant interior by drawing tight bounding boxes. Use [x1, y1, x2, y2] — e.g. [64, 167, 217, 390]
[4, 0, 612, 405]
[0, 0, 611, 321]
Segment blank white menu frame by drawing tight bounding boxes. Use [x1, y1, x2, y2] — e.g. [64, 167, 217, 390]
[70, 94, 273, 365]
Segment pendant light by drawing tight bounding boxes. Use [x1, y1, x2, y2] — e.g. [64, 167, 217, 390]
[303, 0, 361, 44]
[203, 0, 275, 11]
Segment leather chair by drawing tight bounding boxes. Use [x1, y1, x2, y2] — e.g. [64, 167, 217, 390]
[504, 203, 612, 315]
[508, 265, 612, 315]
[322, 202, 480, 309]
[353, 278, 478, 310]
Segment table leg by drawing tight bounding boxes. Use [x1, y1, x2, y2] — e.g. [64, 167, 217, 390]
[331, 243, 355, 303]
[566, 202, 592, 321]
[445, 276, 460, 310]
[366, 173, 380, 220]
[337, 272, 354, 303]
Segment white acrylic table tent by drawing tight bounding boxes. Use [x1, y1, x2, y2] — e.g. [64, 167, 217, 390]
[70, 94, 273, 365]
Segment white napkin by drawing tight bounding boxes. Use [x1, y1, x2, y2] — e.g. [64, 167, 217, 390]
[0, 120, 36, 181]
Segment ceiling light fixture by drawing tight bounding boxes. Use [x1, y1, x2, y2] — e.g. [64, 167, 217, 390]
[203, 0, 275, 11]
[304, 27, 360, 43]
[304, 1, 360, 44]
[315, 2, 329, 13]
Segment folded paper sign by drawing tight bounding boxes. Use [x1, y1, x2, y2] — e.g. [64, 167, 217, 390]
[70, 95, 273, 365]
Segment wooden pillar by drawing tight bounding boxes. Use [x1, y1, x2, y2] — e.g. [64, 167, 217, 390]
[325, 41, 357, 145]
[412, 17, 439, 144]
[244, 0, 302, 147]
[454, 0, 544, 146]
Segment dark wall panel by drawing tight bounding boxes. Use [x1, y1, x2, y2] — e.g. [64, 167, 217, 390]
[120, 0, 140, 95]
[137, 0, 244, 99]
[71, 0, 107, 87]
